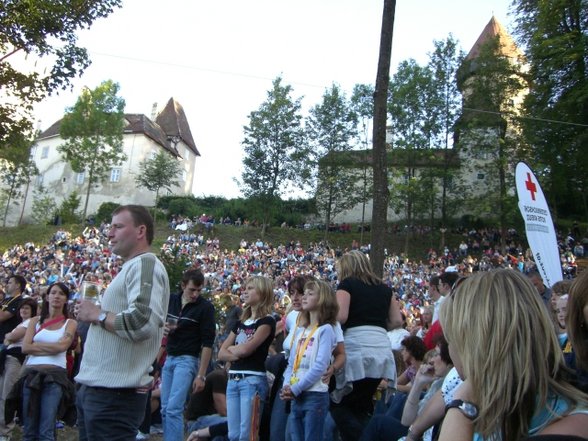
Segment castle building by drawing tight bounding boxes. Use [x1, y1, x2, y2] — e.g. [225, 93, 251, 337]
[324, 16, 528, 225]
[6, 98, 199, 225]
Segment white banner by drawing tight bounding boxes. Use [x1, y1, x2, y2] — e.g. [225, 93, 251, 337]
[515, 162, 562, 288]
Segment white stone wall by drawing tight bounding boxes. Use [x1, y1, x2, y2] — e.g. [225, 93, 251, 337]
[3, 132, 196, 225]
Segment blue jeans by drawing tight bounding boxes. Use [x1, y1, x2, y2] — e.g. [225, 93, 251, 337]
[322, 412, 338, 441]
[186, 414, 228, 441]
[161, 354, 199, 441]
[22, 379, 63, 441]
[289, 391, 329, 441]
[270, 394, 288, 441]
[76, 384, 148, 441]
[226, 375, 268, 441]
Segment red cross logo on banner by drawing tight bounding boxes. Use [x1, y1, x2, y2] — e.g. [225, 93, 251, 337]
[525, 172, 537, 201]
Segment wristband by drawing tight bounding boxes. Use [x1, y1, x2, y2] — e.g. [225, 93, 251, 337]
[196, 375, 206, 382]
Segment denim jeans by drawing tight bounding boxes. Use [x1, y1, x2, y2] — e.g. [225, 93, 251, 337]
[269, 393, 288, 441]
[76, 384, 148, 441]
[358, 414, 408, 441]
[161, 354, 199, 441]
[289, 391, 329, 441]
[226, 375, 268, 441]
[22, 379, 63, 441]
[322, 412, 338, 441]
[186, 414, 228, 441]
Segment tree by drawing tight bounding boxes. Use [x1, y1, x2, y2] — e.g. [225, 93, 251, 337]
[388, 59, 438, 255]
[456, 36, 529, 253]
[428, 35, 465, 225]
[58, 191, 82, 224]
[58, 80, 126, 221]
[0, 146, 38, 227]
[371, 0, 397, 278]
[350, 84, 375, 244]
[307, 84, 360, 240]
[240, 76, 307, 235]
[512, 0, 588, 219]
[136, 150, 182, 204]
[31, 185, 56, 225]
[0, 0, 122, 155]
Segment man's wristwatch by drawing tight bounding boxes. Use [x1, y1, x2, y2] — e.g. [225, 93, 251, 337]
[445, 399, 479, 420]
[98, 311, 108, 329]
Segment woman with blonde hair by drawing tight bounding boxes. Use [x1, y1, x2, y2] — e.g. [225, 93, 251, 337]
[331, 250, 402, 441]
[438, 269, 588, 441]
[567, 270, 588, 370]
[219, 276, 276, 441]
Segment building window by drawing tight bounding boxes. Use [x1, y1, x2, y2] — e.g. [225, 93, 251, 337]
[35, 174, 44, 187]
[110, 168, 122, 182]
[185, 147, 190, 160]
[182, 169, 187, 182]
[41, 146, 49, 159]
[76, 172, 85, 184]
[150, 150, 156, 160]
[477, 173, 485, 180]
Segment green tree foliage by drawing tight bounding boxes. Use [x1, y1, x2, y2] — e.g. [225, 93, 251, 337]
[350, 84, 375, 242]
[240, 76, 307, 234]
[58, 191, 81, 224]
[95, 201, 120, 224]
[388, 59, 439, 253]
[0, 0, 122, 155]
[428, 35, 465, 224]
[307, 84, 360, 239]
[31, 185, 56, 225]
[512, 0, 588, 219]
[456, 36, 529, 252]
[136, 150, 182, 203]
[58, 80, 126, 221]
[0, 148, 38, 227]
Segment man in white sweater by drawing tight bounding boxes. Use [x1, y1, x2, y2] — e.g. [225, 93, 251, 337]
[75, 205, 170, 441]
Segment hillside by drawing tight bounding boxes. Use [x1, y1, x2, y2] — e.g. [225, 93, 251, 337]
[0, 222, 466, 261]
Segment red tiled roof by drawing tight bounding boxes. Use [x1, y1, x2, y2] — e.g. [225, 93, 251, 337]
[466, 16, 523, 60]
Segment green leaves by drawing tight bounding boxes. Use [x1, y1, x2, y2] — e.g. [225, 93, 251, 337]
[512, 0, 588, 218]
[58, 80, 126, 220]
[0, 0, 122, 153]
[307, 83, 361, 236]
[240, 76, 307, 231]
[136, 150, 182, 201]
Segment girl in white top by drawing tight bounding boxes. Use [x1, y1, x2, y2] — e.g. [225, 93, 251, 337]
[281, 279, 338, 441]
[22, 282, 77, 441]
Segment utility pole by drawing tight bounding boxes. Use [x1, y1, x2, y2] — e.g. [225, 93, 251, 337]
[371, 0, 396, 278]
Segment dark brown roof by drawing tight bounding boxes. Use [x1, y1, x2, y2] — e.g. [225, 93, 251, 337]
[155, 98, 200, 156]
[124, 114, 179, 156]
[38, 114, 178, 157]
[466, 16, 523, 60]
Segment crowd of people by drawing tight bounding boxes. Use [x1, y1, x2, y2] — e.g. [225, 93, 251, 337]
[0, 206, 585, 441]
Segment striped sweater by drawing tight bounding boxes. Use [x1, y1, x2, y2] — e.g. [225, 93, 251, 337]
[75, 253, 170, 388]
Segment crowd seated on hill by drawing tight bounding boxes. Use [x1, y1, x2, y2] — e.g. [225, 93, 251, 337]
[0, 214, 585, 440]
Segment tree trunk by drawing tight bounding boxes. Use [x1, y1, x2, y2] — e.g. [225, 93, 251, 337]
[83, 170, 93, 222]
[19, 179, 30, 225]
[3, 191, 12, 228]
[370, 0, 396, 278]
[323, 192, 333, 243]
[360, 165, 368, 245]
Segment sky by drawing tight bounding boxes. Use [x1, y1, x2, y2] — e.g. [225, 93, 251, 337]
[32, 0, 514, 199]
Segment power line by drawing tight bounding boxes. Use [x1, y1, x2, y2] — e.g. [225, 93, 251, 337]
[463, 107, 588, 128]
[89, 51, 327, 90]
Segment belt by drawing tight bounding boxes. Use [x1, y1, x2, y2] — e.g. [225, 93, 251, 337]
[85, 385, 147, 394]
[229, 373, 258, 381]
